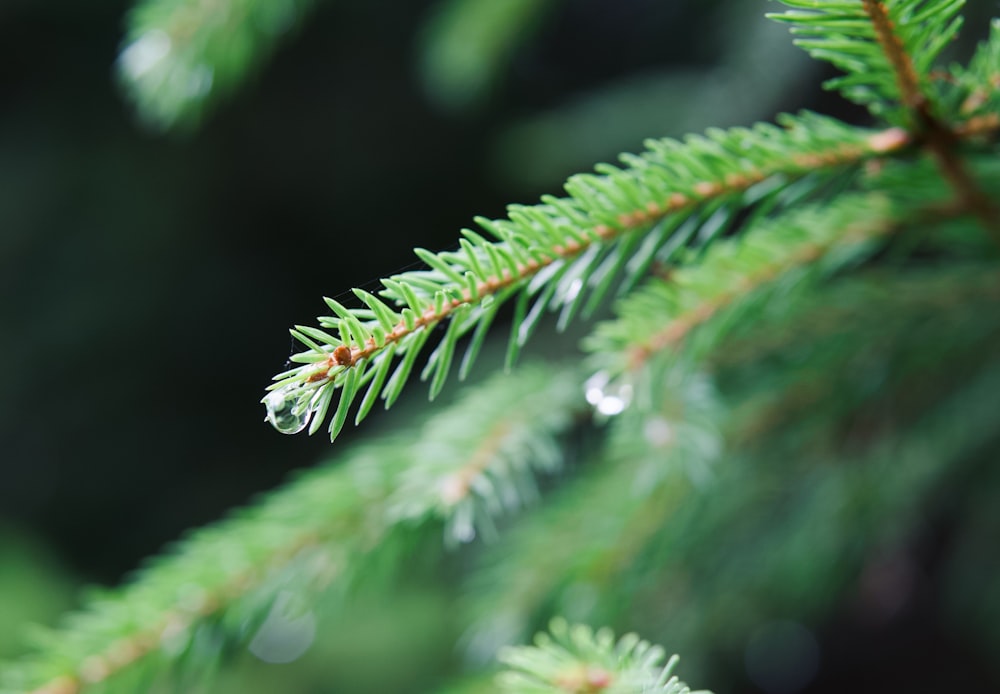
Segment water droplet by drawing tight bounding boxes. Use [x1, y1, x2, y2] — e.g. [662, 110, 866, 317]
[264, 387, 311, 434]
[248, 591, 316, 664]
[596, 391, 630, 416]
[584, 371, 632, 417]
[585, 371, 609, 406]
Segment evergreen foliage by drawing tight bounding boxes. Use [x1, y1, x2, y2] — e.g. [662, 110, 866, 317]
[116, 0, 315, 130]
[4, 1, 1000, 693]
[496, 619, 706, 694]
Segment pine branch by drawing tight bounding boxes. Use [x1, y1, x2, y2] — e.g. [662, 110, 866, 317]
[471, 265, 1000, 681]
[385, 363, 585, 545]
[628, 362, 1000, 678]
[949, 19, 1000, 120]
[586, 132, 1000, 392]
[772, 1, 1000, 236]
[497, 619, 708, 694]
[265, 113, 909, 442]
[1, 454, 379, 694]
[642, 351, 1000, 674]
[583, 191, 900, 386]
[463, 371, 723, 659]
[711, 263, 1000, 448]
[768, 0, 965, 121]
[1, 364, 583, 694]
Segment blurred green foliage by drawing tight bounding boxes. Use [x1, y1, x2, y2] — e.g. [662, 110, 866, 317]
[0, 529, 75, 660]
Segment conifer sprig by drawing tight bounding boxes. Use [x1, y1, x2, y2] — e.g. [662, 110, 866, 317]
[265, 114, 909, 442]
[386, 364, 585, 545]
[463, 371, 723, 659]
[951, 19, 1000, 120]
[497, 619, 708, 694]
[469, 265, 1000, 675]
[3, 365, 583, 694]
[771, 1, 1000, 234]
[768, 0, 965, 121]
[584, 191, 899, 382]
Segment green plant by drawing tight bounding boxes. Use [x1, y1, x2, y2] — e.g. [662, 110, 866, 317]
[4, 1, 999, 692]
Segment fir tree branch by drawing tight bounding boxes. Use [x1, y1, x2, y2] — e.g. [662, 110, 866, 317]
[772, 1, 1000, 235]
[860, 0, 1000, 237]
[463, 371, 723, 659]
[497, 619, 708, 694]
[584, 192, 900, 382]
[4, 452, 381, 694]
[265, 114, 911, 441]
[768, 0, 964, 119]
[952, 19, 1000, 119]
[589, 147, 1000, 389]
[712, 264, 1000, 447]
[385, 363, 586, 545]
[472, 266, 1000, 679]
[2, 364, 583, 694]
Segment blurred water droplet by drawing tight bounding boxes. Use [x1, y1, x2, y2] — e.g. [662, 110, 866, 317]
[248, 591, 316, 664]
[119, 30, 171, 79]
[585, 371, 609, 405]
[264, 387, 311, 434]
[584, 371, 632, 416]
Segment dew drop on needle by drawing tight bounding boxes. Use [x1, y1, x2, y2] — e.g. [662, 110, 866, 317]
[264, 388, 311, 434]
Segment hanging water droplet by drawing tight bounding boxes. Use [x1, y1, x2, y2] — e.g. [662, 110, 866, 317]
[263, 387, 311, 434]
